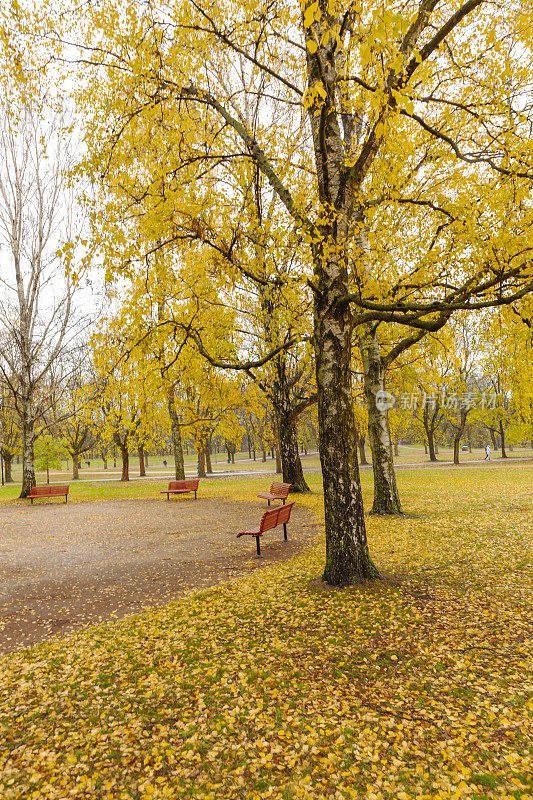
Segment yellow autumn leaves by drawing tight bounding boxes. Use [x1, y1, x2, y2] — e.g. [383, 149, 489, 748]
[0, 465, 531, 800]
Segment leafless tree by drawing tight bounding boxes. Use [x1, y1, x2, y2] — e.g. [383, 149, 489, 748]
[0, 97, 83, 497]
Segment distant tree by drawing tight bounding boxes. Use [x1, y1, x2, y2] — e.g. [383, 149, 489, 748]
[34, 434, 67, 484]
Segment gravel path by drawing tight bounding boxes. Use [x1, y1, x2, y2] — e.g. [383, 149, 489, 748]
[0, 497, 316, 653]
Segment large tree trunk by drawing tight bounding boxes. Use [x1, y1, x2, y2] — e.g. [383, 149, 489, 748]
[72, 454, 80, 480]
[167, 393, 185, 480]
[314, 261, 380, 585]
[499, 420, 507, 458]
[19, 403, 36, 498]
[359, 333, 402, 515]
[138, 445, 146, 476]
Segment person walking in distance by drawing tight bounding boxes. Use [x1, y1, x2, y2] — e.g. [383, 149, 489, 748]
[484, 444, 491, 461]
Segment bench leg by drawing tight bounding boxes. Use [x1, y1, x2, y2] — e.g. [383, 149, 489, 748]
[283, 522, 287, 541]
[282, 498, 286, 504]
[194, 491, 197, 499]
[256, 535, 261, 557]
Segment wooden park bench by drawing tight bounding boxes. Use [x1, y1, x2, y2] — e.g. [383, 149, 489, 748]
[28, 485, 69, 504]
[257, 481, 292, 506]
[161, 479, 200, 500]
[237, 501, 295, 556]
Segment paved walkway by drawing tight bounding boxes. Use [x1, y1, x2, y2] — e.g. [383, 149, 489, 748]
[0, 498, 315, 653]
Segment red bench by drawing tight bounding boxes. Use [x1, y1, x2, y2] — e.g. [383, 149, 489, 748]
[257, 481, 292, 506]
[237, 501, 295, 556]
[161, 479, 200, 500]
[28, 485, 69, 504]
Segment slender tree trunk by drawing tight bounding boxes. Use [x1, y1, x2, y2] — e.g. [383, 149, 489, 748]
[426, 429, 437, 462]
[138, 445, 146, 477]
[253, 449, 256, 461]
[357, 434, 369, 465]
[101, 449, 108, 470]
[359, 333, 402, 514]
[119, 445, 129, 481]
[205, 444, 213, 474]
[46, 467, 50, 485]
[275, 444, 282, 474]
[198, 448, 206, 478]
[424, 442, 428, 454]
[247, 435, 252, 459]
[314, 262, 380, 584]
[276, 409, 310, 492]
[72, 454, 80, 480]
[489, 428, 497, 449]
[3, 453, 13, 483]
[271, 358, 310, 492]
[19, 404, 36, 498]
[262, 447, 266, 462]
[453, 409, 468, 465]
[499, 421, 507, 458]
[167, 394, 185, 480]
[394, 439, 399, 457]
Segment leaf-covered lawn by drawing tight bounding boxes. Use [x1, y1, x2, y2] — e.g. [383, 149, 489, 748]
[1, 467, 531, 799]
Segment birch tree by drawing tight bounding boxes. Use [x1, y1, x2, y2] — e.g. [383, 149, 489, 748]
[50, 0, 533, 583]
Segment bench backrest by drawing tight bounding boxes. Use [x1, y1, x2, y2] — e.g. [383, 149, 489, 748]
[30, 485, 69, 496]
[276, 501, 295, 525]
[259, 507, 282, 533]
[268, 481, 292, 498]
[31, 486, 52, 496]
[168, 479, 200, 490]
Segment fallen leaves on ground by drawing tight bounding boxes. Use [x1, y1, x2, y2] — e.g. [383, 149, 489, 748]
[0, 467, 531, 800]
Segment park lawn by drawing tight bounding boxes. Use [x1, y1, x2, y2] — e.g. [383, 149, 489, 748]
[0, 467, 532, 800]
[1, 447, 532, 494]
[0, 473, 289, 504]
